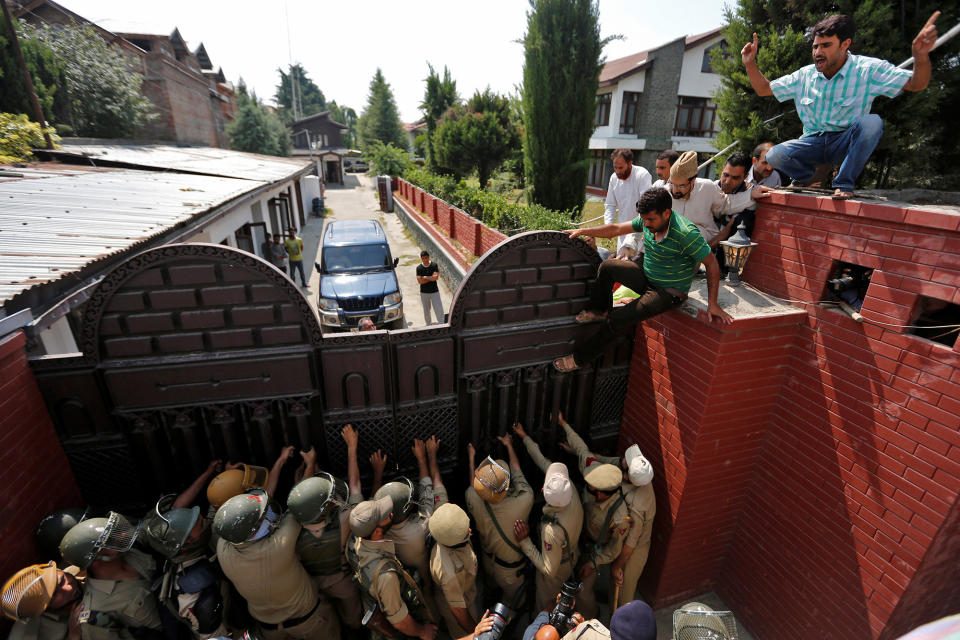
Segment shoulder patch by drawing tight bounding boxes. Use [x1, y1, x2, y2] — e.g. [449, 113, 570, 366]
[544, 541, 552, 552]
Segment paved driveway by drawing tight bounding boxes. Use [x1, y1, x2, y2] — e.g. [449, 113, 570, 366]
[301, 174, 454, 331]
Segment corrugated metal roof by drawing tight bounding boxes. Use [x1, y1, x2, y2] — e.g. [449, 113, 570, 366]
[44, 144, 312, 182]
[0, 168, 264, 305]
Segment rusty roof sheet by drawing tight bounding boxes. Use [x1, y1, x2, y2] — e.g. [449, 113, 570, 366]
[0, 167, 264, 305]
[43, 144, 312, 182]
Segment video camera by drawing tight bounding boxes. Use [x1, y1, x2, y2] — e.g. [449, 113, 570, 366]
[548, 580, 582, 636]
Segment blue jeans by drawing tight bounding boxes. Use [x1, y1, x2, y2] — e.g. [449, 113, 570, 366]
[765, 114, 883, 191]
[289, 260, 307, 286]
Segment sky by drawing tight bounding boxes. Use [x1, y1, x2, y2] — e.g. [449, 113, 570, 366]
[55, 0, 729, 123]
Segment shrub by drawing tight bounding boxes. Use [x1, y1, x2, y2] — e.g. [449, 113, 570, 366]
[403, 166, 574, 234]
[0, 112, 59, 163]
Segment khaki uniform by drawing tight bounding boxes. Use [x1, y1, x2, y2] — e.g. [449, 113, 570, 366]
[520, 435, 585, 611]
[384, 479, 448, 590]
[353, 537, 426, 628]
[561, 423, 618, 476]
[77, 549, 162, 640]
[617, 483, 656, 608]
[579, 489, 632, 620]
[465, 469, 533, 606]
[429, 542, 479, 638]
[217, 513, 335, 639]
[6, 613, 71, 640]
[561, 619, 611, 639]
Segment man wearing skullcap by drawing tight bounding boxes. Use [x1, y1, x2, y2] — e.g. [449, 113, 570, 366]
[428, 504, 480, 638]
[510, 422, 585, 612]
[465, 435, 533, 607]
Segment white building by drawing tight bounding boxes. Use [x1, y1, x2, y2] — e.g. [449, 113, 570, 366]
[587, 27, 725, 195]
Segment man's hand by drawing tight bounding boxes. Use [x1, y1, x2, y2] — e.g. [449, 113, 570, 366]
[514, 519, 530, 542]
[278, 445, 295, 463]
[419, 623, 438, 640]
[300, 447, 317, 466]
[467, 443, 476, 460]
[511, 422, 528, 439]
[564, 228, 584, 240]
[616, 246, 637, 260]
[707, 301, 734, 326]
[412, 438, 427, 462]
[225, 461, 242, 471]
[559, 442, 574, 454]
[495, 433, 514, 449]
[341, 424, 358, 450]
[426, 435, 440, 457]
[913, 11, 940, 57]
[370, 449, 387, 475]
[741, 32, 759, 65]
[750, 185, 771, 201]
[613, 296, 636, 306]
[612, 566, 624, 586]
[205, 459, 223, 476]
[557, 411, 568, 427]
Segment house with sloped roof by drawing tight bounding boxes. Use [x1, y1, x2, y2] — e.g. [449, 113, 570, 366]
[588, 27, 726, 195]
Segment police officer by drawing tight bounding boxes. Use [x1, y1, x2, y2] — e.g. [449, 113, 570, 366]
[349, 496, 438, 640]
[465, 434, 533, 608]
[374, 437, 448, 609]
[205, 462, 270, 515]
[2, 562, 83, 640]
[286, 446, 364, 631]
[58, 513, 164, 639]
[141, 495, 226, 638]
[214, 489, 335, 639]
[510, 423, 584, 613]
[577, 465, 632, 621]
[34, 508, 87, 566]
[428, 503, 479, 638]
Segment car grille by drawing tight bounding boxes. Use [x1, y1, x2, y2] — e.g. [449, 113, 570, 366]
[340, 295, 383, 311]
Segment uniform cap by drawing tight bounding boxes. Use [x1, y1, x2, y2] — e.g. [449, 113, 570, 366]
[543, 462, 572, 507]
[669, 151, 699, 182]
[610, 600, 657, 640]
[624, 445, 653, 486]
[584, 463, 622, 492]
[428, 503, 470, 546]
[349, 496, 393, 538]
[1, 562, 57, 622]
[473, 457, 510, 504]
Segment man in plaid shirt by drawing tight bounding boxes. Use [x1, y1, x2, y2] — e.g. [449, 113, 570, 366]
[741, 12, 940, 199]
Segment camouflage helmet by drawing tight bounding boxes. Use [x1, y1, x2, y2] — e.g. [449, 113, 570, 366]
[141, 495, 201, 558]
[374, 478, 421, 523]
[35, 508, 87, 564]
[1, 562, 57, 622]
[213, 489, 281, 545]
[206, 465, 270, 509]
[59, 513, 141, 570]
[287, 472, 349, 525]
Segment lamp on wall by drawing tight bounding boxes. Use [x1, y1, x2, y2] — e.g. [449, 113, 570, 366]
[719, 221, 757, 286]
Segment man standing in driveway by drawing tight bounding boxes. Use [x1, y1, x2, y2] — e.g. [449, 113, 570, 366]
[285, 229, 307, 287]
[417, 251, 444, 325]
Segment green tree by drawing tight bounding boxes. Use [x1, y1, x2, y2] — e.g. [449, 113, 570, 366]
[21, 22, 154, 138]
[358, 68, 407, 150]
[0, 112, 59, 162]
[367, 141, 411, 176]
[0, 19, 67, 128]
[328, 100, 358, 149]
[275, 63, 326, 123]
[713, 0, 953, 188]
[419, 63, 458, 170]
[522, 0, 610, 212]
[433, 88, 519, 188]
[227, 89, 290, 157]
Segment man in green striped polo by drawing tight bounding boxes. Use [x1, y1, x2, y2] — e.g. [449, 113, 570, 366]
[555, 187, 732, 372]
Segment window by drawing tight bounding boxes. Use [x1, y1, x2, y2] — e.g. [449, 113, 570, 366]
[595, 93, 611, 127]
[674, 97, 718, 137]
[909, 296, 960, 348]
[701, 42, 724, 73]
[619, 92, 640, 134]
[588, 150, 607, 188]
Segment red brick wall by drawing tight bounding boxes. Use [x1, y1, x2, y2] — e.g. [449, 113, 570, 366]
[0, 331, 83, 632]
[621, 194, 960, 639]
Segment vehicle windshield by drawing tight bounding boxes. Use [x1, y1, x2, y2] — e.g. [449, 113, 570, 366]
[322, 244, 391, 272]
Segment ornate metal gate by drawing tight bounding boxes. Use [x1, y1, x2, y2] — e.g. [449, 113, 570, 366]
[31, 234, 633, 510]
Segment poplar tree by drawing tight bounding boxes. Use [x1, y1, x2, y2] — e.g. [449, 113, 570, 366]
[522, 0, 608, 212]
[357, 68, 407, 150]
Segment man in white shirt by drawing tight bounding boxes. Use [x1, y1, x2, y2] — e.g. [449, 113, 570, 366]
[667, 151, 769, 249]
[604, 149, 651, 256]
[747, 142, 782, 187]
[652, 149, 679, 188]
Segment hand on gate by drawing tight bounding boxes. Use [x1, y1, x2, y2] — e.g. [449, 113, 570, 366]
[510, 422, 527, 439]
[412, 439, 427, 462]
[425, 436, 440, 457]
[370, 449, 387, 475]
[341, 424, 358, 450]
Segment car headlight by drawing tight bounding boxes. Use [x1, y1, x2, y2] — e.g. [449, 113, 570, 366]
[319, 297, 339, 311]
[383, 292, 402, 306]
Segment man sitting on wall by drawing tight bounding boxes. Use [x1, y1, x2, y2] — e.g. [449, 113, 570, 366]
[741, 12, 940, 199]
[554, 187, 732, 372]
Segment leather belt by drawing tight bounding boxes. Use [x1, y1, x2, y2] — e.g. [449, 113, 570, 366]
[258, 597, 321, 630]
[486, 550, 526, 568]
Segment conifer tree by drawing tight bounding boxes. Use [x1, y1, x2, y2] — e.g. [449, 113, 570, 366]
[419, 63, 458, 170]
[522, 0, 608, 212]
[274, 63, 326, 122]
[357, 68, 407, 150]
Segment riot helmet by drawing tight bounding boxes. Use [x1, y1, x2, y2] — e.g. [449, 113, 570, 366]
[59, 513, 141, 570]
[287, 472, 349, 525]
[35, 508, 87, 564]
[142, 495, 201, 558]
[213, 489, 281, 545]
[1, 562, 57, 622]
[206, 464, 269, 508]
[374, 477, 423, 523]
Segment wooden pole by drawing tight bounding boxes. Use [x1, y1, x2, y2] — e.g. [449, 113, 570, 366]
[1, 1, 54, 149]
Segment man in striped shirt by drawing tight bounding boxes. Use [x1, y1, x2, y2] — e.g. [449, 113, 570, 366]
[741, 12, 940, 198]
[554, 187, 732, 372]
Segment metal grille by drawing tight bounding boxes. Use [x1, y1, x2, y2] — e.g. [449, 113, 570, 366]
[673, 609, 738, 640]
[394, 404, 458, 473]
[340, 295, 383, 311]
[590, 372, 629, 429]
[322, 415, 396, 479]
[63, 440, 145, 511]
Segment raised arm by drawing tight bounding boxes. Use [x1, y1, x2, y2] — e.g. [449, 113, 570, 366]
[512, 422, 551, 473]
[412, 439, 430, 482]
[296, 447, 317, 483]
[173, 459, 221, 508]
[496, 433, 522, 472]
[565, 221, 635, 241]
[741, 32, 773, 97]
[342, 425, 362, 498]
[266, 446, 295, 497]
[467, 443, 476, 486]
[904, 11, 939, 92]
